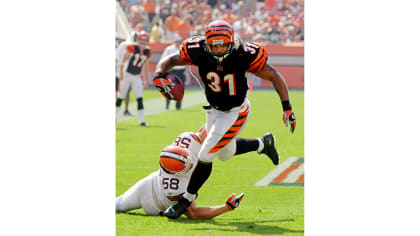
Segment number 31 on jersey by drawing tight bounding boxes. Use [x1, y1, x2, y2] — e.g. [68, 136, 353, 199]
[206, 72, 236, 96]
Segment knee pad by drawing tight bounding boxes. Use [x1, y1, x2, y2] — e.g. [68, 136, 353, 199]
[116, 98, 123, 107]
[136, 97, 144, 110]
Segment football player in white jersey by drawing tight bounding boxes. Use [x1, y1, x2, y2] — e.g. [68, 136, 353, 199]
[115, 126, 245, 219]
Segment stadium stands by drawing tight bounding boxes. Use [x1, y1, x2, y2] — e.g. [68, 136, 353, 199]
[117, 0, 304, 44]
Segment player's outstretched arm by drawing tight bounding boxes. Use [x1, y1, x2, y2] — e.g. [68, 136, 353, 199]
[184, 193, 244, 219]
[254, 63, 296, 133]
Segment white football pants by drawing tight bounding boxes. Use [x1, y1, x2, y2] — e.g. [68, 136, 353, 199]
[115, 171, 161, 216]
[118, 72, 144, 99]
[199, 99, 251, 163]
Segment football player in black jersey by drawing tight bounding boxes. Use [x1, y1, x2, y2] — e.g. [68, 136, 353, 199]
[153, 20, 296, 219]
[116, 31, 151, 126]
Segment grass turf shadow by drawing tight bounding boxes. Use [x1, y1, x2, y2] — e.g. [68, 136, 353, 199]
[172, 218, 304, 235]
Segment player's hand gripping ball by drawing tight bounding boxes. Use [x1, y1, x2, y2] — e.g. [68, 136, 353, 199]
[153, 73, 184, 101]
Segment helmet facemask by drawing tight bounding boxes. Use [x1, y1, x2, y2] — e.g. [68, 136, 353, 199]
[205, 42, 233, 63]
[136, 36, 149, 48]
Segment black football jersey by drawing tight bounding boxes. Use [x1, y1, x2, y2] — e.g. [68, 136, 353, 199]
[126, 44, 151, 75]
[180, 36, 267, 111]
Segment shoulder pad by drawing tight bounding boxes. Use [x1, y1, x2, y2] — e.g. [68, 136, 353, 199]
[180, 36, 206, 65]
[126, 44, 135, 53]
[242, 41, 268, 73]
[189, 132, 202, 144]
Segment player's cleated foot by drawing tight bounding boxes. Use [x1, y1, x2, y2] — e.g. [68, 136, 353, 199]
[139, 122, 150, 127]
[259, 133, 279, 165]
[164, 197, 191, 219]
[124, 110, 132, 116]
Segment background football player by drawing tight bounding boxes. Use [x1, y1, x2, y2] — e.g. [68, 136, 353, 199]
[116, 30, 151, 126]
[116, 31, 138, 116]
[153, 20, 297, 219]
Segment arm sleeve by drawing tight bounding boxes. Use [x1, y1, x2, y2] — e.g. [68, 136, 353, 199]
[179, 37, 204, 66]
[180, 41, 194, 65]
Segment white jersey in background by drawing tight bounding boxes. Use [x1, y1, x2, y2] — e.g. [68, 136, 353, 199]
[116, 132, 203, 215]
[116, 41, 129, 77]
[160, 44, 186, 71]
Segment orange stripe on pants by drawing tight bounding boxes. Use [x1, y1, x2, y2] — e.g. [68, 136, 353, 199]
[208, 104, 249, 153]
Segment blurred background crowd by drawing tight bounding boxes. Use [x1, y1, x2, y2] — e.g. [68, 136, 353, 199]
[117, 0, 304, 44]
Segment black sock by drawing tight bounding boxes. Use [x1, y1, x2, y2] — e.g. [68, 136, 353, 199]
[186, 161, 212, 195]
[235, 138, 259, 155]
[116, 98, 123, 107]
[136, 97, 144, 110]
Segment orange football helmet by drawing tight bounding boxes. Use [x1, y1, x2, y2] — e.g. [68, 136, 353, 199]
[135, 30, 150, 47]
[204, 20, 234, 60]
[159, 146, 194, 175]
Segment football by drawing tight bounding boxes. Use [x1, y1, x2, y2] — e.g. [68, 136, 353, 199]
[166, 73, 184, 101]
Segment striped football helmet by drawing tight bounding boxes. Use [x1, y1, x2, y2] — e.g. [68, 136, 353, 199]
[204, 20, 234, 61]
[135, 30, 149, 47]
[159, 146, 194, 176]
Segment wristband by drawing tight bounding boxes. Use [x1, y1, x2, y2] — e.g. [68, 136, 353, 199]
[281, 100, 292, 111]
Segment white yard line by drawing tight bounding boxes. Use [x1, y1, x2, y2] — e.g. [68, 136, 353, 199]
[116, 91, 206, 122]
[254, 156, 299, 186]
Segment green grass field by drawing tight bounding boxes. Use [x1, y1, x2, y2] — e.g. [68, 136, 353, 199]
[116, 89, 304, 235]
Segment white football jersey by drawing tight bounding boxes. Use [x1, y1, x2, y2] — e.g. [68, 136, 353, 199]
[116, 132, 204, 215]
[152, 132, 203, 210]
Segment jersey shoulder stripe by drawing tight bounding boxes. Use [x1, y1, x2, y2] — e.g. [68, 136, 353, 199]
[246, 45, 268, 73]
[180, 36, 206, 65]
[180, 41, 193, 64]
[190, 133, 202, 144]
[126, 44, 135, 53]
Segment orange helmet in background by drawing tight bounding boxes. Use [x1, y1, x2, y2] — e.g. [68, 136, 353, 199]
[136, 30, 150, 40]
[135, 30, 150, 47]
